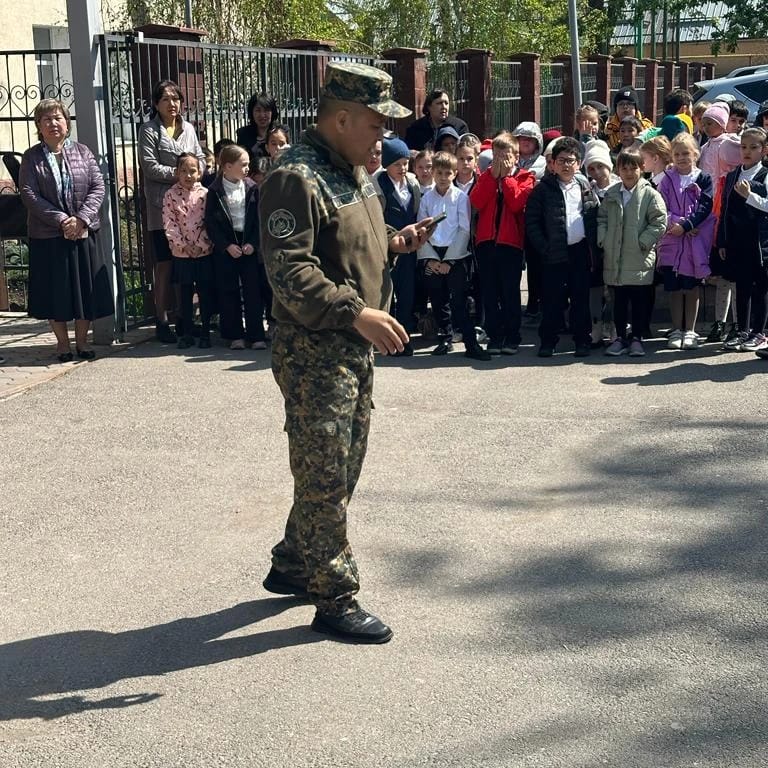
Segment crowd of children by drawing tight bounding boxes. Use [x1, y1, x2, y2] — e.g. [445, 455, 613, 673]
[362, 86, 768, 363]
[157, 86, 768, 365]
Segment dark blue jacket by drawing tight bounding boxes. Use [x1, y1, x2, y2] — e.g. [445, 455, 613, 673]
[716, 165, 768, 267]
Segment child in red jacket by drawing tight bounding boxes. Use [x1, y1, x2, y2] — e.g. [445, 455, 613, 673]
[469, 132, 535, 354]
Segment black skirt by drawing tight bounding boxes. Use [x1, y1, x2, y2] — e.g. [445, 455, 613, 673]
[27, 232, 113, 322]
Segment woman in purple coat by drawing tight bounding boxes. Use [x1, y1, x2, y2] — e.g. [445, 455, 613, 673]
[19, 99, 113, 361]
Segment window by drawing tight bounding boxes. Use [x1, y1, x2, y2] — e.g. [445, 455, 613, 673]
[736, 80, 768, 105]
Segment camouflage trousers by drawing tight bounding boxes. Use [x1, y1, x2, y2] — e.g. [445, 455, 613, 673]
[270, 323, 374, 616]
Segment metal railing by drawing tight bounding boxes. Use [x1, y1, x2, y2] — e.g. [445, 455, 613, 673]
[540, 63, 564, 131]
[580, 61, 598, 106]
[426, 59, 470, 127]
[490, 61, 521, 132]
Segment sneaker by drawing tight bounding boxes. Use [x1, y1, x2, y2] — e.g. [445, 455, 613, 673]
[156, 323, 178, 344]
[432, 340, 453, 355]
[500, 340, 519, 355]
[704, 320, 726, 343]
[682, 331, 699, 350]
[723, 330, 749, 351]
[628, 338, 645, 357]
[465, 345, 492, 361]
[667, 329, 684, 350]
[451, 331, 463, 343]
[605, 338, 628, 356]
[251, 340, 268, 350]
[739, 332, 768, 352]
[486, 341, 502, 355]
[311, 605, 393, 644]
[722, 324, 739, 346]
[475, 327, 489, 344]
[230, 338, 246, 350]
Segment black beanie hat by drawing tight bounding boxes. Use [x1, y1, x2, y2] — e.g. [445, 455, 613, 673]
[613, 86, 639, 111]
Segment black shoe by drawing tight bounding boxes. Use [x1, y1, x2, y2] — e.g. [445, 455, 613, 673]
[393, 341, 414, 357]
[486, 341, 502, 355]
[198, 336, 211, 349]
[311, 606, 393, 644]
[465, 345, 492, 361]
[431, 340, 452, 355]
[177, 335, 194, 349]
[156, 323, 177, 344]
[56, 351, 74, 363]
[722, 323, 739, 346]
[705, 320, 726, 343]
[500, 341, 519, 355]
[574, 344, 591, 357]
[76, 348, 96, 360]
[262, 567, 309, 598]
[537, 346, 554, 358]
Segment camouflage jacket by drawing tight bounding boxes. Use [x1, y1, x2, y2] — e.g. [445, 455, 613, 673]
[259, 127, 393, 342]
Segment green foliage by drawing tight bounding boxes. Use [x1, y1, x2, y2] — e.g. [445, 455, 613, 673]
[708, 0, 768, 54]
[126, 0, 610, 59]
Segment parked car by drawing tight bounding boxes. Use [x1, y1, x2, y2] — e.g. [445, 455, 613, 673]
[691, 72, 768, 122]
[723, 64, 768, 79]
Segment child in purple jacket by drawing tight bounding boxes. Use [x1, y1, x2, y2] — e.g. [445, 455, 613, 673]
[656, 133, 716, 350]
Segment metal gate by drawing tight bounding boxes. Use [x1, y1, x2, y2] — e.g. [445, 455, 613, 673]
[98, 33, 387, 328]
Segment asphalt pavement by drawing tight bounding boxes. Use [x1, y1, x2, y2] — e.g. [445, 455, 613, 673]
[1, 330, 766, 767]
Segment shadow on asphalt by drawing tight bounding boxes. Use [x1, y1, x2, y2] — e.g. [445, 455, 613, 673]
[383, 419, 768, 764]
[602, 358, 766, 385]
[0, 598, 321, 721]
[112, 342, 273, 371]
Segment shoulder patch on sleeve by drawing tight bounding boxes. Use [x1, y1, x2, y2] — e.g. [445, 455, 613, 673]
[267, 209, 297, 239]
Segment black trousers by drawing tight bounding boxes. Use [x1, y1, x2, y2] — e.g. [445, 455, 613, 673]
[539, 240, 591, 347]
[423, 257, 476, 343]
[180, 282, 214, 338]
[476, 242, 524, 346]
[215, 252, 266, 342]
[735, 260, 768, 333]
[525, 247, 542, 313]
[612, 284, 652, 340]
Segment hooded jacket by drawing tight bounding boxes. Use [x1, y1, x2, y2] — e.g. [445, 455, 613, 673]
[597, 177, 667, 286]
[513, 122, 547, 179]
[434, 125, 460, 152]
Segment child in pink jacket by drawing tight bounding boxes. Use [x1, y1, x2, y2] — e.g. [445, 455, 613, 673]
[162, 152, 215, 349]
[698, 102, 743, 344]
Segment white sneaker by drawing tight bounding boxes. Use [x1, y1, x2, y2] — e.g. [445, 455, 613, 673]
[667, 329, 684, 350]
[682, 331, 699, 349]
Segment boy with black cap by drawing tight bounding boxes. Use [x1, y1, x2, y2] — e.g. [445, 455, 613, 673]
[605, 86, 654, 150]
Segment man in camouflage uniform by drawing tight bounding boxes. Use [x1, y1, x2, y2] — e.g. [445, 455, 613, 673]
[259, 62, 431, 644]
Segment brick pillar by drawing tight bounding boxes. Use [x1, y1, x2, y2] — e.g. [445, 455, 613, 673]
[663, 60, 675, 96]
[515, 52, 541, 125]
[641, 58, 660, 121]
[678, 61, 690, 91]
[554, 54, 575, 135]
[380, 47, 428, 135]
[589, 54, 612, 108]
[613, 56, 638, 89]
[456, 48, 493, 138]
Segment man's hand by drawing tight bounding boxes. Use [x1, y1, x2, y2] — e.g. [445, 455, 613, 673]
[226, 244, 243, 258]
[353, 307, 409, 355]
[390, 218, 431, 253]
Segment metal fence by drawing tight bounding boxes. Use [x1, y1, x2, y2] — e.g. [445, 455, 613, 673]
[490, 60, 521, 132]
[100, 34, 382, 325]
[426, 59, 470, 127]
[634, 63, 646, 113]
[580, 61, 597, 105]
[540, 63, 564, 131]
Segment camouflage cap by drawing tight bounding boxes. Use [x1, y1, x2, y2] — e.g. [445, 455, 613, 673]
[321, 60, 412, 119]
